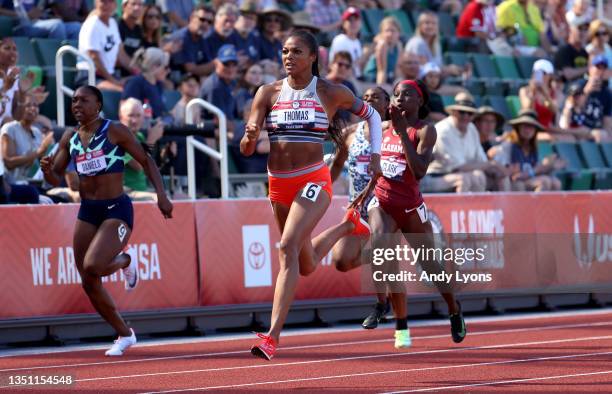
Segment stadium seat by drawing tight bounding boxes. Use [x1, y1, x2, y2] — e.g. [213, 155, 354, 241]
[437, 12, 456, 37]
[441, 95, 454, 107]
[384, 10, 413, 38]
[0, 16, 16, 38]
[553, 142, 594, 190]
[163, 90, 181, 112]
[483, 82, 505, 96]
[516, 56, 538, 79]
[537, 141, 554, 162]
[485, 96, 512, 120]
[493, 56, 521, 80]
[32, 38, 63, 73]
[601, 143, 612, 167]
[101, 89, 121, 120]
[471, 54, 499, 79]
[359, 10, 374, 43]
[362, 9, 385, 38]
[578, 141, 612, 189]
[505, 96, 521, 118]
[465, 80, 484, 96]
[445, 52, 468, 67]
[13, 37, 40, 67]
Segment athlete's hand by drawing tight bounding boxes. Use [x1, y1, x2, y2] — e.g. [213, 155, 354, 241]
[40, 155, 53, 174]
[245, 123, 260, 141]
[368, 153, 382, 179]
[389, 105, 408, 135]
[157, 194, 173, 219]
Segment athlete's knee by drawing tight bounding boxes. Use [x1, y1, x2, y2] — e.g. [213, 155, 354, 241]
[278, 237, 300, 264]
[81, 274, 97, 292]
[299, 263, 316, 277]
[334, 260, 354, 272]
[83, 260, 102, 276]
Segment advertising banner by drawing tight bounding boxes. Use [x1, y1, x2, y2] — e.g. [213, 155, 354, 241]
[0, 202, 199, 319]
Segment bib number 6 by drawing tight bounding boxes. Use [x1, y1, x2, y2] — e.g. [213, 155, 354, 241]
[301, 182, 322, 202]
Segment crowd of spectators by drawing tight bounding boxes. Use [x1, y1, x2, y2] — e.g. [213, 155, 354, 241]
[0, 0, 611, 203]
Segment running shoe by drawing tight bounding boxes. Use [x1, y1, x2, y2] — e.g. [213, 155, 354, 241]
[251, 332, 276, 360]
[362, 301, 390, 329]
[450, 301, 466, 343]
[394, 329, 412, 349]
[344, 208, 371, 238]
[105, 328, 137, 356]
[122, 253, 138, 291]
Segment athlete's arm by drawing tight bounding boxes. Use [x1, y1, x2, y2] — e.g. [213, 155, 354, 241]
[110, 123, 173, 218]
[40, 131, 71, 187]
[331, 84, 383, 178]
[330, 124, 357, 182]
[241, 83, 271, 157]
[391, 106, 436, 180]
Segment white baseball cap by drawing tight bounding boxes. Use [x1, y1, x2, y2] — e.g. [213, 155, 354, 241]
[532, 59, 554, 75]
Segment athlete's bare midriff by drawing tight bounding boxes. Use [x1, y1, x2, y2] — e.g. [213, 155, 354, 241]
[267, 142, 324, 172]
[78, 172, 124, 200]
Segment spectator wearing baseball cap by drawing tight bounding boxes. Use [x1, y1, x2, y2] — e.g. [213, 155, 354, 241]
[200, 44, 240, 124]
[329, 7, 364, 78]
[577, 55, 612, 141]
[553, 16, 590, 82]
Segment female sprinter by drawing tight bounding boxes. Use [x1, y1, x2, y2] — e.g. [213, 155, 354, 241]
[241, 30, 383, 360]
[40, 85, 173, 356]
[353, 80, 466, 348]
[329, 86, 390, 329]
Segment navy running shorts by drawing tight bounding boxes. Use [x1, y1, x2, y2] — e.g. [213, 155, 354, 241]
[78, 194, 134, 229]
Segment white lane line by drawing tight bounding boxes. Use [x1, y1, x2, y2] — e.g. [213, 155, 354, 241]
[386, 370, 612, 393]
[65, 335, 612, 385]
[1, 320, 612, 374]
[3, 307, 612, 358]
[141, 349, 612, 393]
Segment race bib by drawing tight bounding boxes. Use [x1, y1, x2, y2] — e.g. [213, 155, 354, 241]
[76, 150, 107, 175]
[381, 158, 406, 179]
[277, 107, 315, 128]
[356, 154, 370, 175]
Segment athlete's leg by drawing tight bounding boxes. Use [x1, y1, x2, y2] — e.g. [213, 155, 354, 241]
[80, 219, 133, 337]
[268, 190, 353, 343]
[401, 214, 459, 315]
[368, 206, 404, 319]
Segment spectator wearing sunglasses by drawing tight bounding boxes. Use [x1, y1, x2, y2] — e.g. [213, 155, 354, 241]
[171, 5, 215, 78]
[326, 51, 358, 123]
[255, 5, 292, 64]
[553, 18, 590, 82]
[424, 92, 510, 192]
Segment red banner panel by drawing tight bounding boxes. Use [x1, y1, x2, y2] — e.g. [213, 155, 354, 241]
[0, 202, 199, 319]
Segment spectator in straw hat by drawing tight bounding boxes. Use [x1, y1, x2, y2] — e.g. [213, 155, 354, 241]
[255, 4, 292, 64]
[424, 92, 510, 192]
[497, 110, 564, 191]
[473, 105, 505, 154]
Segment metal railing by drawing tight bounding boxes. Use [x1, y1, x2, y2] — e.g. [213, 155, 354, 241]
[185, 99, 228, 199]
[55, 45, 95, 127]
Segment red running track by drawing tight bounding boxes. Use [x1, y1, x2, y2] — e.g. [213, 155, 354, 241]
[1, 310, 612, 393]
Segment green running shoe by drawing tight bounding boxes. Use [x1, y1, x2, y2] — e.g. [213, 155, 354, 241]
[450, 301, 466, 343]
[394, 329, 412, 349]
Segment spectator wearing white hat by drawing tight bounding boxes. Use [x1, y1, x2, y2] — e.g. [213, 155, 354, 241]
[519, 59, 566, 138]
[328, 7, 365, 79]
[423, 92, 510, 193]
[553, 17, 590, 82]
[565, 0, 593, 28]
[419, 62, 446, 122]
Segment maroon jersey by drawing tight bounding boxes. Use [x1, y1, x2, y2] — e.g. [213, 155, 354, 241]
[375, 124, 424, 209]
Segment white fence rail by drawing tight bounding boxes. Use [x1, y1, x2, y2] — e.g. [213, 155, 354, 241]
[55, 46, 95, 127]
[185, 99, 228, 199]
